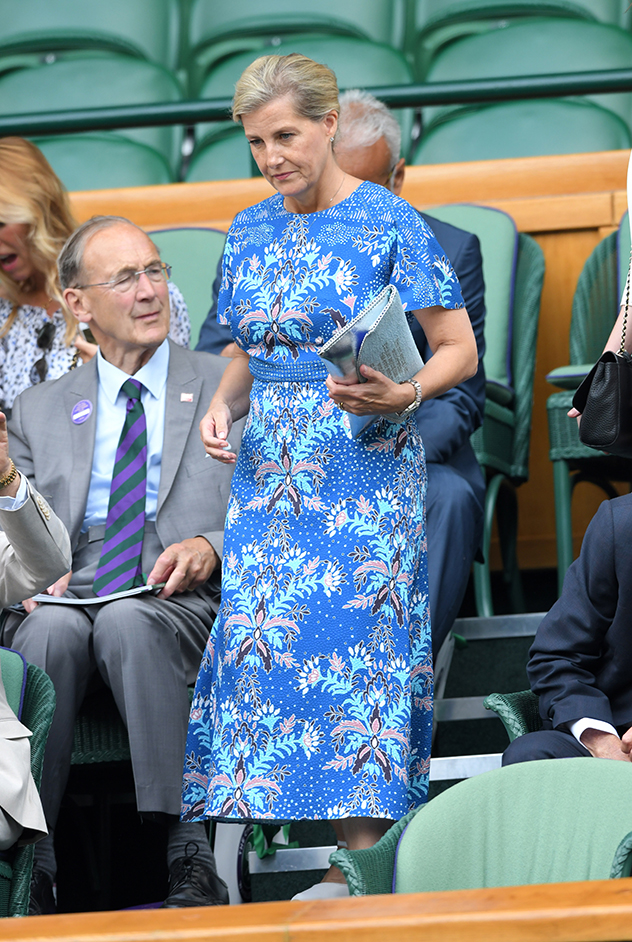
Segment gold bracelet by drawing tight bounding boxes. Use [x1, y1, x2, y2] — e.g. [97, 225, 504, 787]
[0, 460, 18, 490]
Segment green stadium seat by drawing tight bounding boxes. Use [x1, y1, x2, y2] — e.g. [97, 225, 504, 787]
[195, 36, 414, 156]
[188, 0, 407, 82]
[0, 55, 184, 174]
[148, 228, 228, 347]
[34, 134, 174, 191]
[0, 0, 180, 70]
[413, 99, 632, 164]
[413, 1, 632, 76]
[185, 128, 254, 183]
[545, 214, 632, 593]
[422, 18, 632, 129]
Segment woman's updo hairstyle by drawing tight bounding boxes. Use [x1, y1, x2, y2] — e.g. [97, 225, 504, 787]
[232, 53, 339, 124]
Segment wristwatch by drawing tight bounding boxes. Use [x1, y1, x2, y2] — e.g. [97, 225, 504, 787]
[396, 379, 423, 419]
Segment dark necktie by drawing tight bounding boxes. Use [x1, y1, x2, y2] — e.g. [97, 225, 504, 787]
[93, 378, 147, 596]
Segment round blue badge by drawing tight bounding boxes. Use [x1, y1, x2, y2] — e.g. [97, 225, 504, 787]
[71, 400, 93, 425]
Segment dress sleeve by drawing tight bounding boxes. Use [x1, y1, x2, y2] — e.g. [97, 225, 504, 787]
[217, 230, 235, 327]
[390, 199, 465, 313]
[167, 281, 191, 347]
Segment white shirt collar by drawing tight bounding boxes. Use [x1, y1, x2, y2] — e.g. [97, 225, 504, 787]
[96, 338, 170, 404]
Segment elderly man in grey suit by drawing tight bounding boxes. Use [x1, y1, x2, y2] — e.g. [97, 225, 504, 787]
[5, 216, 238, 914]
[0, 411, 71, 852]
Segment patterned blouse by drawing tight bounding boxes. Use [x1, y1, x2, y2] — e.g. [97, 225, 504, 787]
[0, 281, 190, 410]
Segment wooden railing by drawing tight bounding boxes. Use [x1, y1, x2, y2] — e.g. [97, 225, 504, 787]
[5, 878, 632, 941]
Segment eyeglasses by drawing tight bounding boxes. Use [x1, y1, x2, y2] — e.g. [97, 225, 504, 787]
[74, 262, 172, 294]
[29, 320, 56, 385]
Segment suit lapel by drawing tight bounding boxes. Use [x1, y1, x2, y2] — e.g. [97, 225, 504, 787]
[157, 342, 202, 516]
[62, 360, 98, 547]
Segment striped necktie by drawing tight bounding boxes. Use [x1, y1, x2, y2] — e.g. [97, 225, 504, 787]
[93, 378, 147, 597]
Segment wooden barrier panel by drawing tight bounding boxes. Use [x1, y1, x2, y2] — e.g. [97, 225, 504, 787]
[68, 150, 632, 569]
[5, 878, 632, 942]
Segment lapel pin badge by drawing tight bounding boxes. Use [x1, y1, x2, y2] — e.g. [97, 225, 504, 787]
[181, 392, 194, 402]
[71, 399, 93, 424]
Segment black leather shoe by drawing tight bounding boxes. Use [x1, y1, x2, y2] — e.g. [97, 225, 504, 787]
[29, 869, 57, 916]
[162, 842, 229, 908]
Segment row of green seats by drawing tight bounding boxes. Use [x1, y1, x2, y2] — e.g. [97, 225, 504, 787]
[1, 0, 631, 90]
[32, 92, 630, 194]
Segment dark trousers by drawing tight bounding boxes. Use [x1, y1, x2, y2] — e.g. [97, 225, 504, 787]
[502, 729, 591, 765]
[3, 525, 216, 825]
[426, 462, 483, 655]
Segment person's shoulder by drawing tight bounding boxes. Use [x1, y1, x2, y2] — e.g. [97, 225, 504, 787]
[600, 492, 632, 530]
[421, 212, 479, 249]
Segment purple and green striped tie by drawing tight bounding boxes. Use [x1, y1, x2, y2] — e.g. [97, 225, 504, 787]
[93, 378, 147, 597]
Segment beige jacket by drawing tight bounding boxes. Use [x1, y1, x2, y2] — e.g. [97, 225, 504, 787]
[0, 478, 71, 844]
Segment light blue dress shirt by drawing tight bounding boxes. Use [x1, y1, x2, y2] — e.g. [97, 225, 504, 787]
[0, 473, 27, 510]
[82, 340, 170, 531]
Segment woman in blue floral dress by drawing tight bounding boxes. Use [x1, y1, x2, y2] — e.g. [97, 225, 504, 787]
[182, 54, 477, 895]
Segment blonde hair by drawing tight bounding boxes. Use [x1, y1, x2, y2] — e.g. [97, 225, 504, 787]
[0, 138, 78, 344]
[232, 53, 339, 124]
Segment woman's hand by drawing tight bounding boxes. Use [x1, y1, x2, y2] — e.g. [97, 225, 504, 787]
[200, 399, 236, 463]
[325, 364, 414, 415]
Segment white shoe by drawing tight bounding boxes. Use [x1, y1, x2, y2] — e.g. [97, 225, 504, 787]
[292, 882, 350, 901]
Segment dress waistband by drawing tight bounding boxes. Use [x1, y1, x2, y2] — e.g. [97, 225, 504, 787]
[249, 357, 328, 384]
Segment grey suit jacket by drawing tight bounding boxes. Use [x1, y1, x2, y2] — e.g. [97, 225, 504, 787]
[0, 481, 71, 607]
[8, 340, 239, 562]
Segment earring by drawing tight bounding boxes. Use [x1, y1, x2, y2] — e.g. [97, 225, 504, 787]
[330, 137, 335, 143]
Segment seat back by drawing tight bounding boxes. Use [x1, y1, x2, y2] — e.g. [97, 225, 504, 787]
[0, 0, 181, 68]
[413, 2, 631, 76]
[0, 647, 27, 720]
[195, 36, 414, 151]
[0, 55, 184, 172]
[189, 0, 406, 55]
[35, 134, 174, 192]
[414, 99, 632, 165]
[425, 204, 517, 397]
[422, 18, 632, 128]
[395, 758, 632, 893]
[185, 129, 254, 182]
[149, 228, 228, 347]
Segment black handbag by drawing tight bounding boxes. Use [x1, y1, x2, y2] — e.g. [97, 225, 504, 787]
[572, 252, 632, 459]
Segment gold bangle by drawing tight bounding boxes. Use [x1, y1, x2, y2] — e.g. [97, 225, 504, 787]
[0, 460, 18, 490]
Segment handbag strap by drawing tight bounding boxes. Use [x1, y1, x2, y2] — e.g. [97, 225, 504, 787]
[620, 246, 632, 355]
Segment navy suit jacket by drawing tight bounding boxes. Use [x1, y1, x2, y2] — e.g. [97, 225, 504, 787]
[528, 494, 632, 731]
[196, 212, 486, 505]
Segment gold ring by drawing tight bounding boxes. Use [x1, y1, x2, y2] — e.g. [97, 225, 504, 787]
[338, 401, 345, 411]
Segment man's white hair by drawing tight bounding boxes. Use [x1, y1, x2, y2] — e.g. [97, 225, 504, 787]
[336, 89, 401, 167]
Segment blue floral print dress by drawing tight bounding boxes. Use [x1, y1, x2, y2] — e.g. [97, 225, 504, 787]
[182, 181, 464, 823]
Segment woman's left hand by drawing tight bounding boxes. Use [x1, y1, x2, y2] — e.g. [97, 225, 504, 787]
[325, 364, 414, 415]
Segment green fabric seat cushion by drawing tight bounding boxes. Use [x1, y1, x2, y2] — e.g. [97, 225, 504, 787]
[426, 204, 518, 391]
[0, 648, 27, 720]
[546, 364, 593, 389]
[394, 758, 632, 893]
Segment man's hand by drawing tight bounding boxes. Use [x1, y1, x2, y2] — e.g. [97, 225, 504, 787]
[580, 728, 630, 761]
[147, 537, 218, 600]
[22, 570, 72, 614]
[0, 413, 20, 498]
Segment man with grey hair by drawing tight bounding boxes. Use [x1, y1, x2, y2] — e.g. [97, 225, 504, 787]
[196, 91, 486, 656]
[5, 215, 239, 913]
